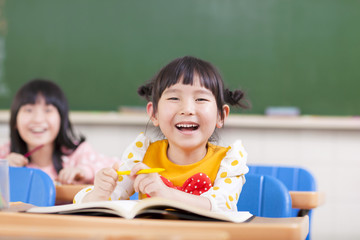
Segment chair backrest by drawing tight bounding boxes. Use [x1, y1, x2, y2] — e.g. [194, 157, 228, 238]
[247, 165, 316, 240]
[237, 174, 292, 217]
[9, 167, 55, 206]
[248, 165, 316, 192]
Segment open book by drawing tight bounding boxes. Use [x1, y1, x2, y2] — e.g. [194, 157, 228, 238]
[27, 197, 253, 223]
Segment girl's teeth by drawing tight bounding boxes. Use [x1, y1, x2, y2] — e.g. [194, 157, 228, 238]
[176, 124, 197, 128]
[32, 128, 45, 133]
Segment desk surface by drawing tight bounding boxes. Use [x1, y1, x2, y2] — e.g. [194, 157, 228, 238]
[0, 211, 309, 240]
[290, 191, 325, 210]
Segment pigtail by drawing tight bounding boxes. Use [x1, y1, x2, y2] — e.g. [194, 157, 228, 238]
[137, 82, 153, 101]
[224, 88, 251, 109]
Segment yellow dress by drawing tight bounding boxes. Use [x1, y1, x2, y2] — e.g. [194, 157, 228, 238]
[74, 133, 249, 212]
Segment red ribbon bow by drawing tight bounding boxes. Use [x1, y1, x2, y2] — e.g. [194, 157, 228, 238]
[160, 172, 212, 195]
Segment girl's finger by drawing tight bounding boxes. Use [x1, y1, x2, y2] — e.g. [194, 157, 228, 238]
[139, 178, 153, 194]
[130, 163, 149, 177]
[112, 162, 119, 170]
[103, 168, 116, 177]
[133, 173, 147, 192]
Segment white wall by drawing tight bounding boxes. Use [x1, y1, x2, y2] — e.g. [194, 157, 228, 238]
[1, 111, 360, 239]
[218, 126, 360, 240]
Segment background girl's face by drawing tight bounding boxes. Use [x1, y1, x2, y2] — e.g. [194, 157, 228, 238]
[149, 75, 225, 153]
[16, 95, 61, 149]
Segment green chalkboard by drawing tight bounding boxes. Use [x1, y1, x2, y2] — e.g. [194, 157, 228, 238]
[1, 0, 359, 115]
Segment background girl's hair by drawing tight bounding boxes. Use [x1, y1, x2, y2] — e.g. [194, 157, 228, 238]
[9, 78, 85, 173]
[138, 56, 250, 120]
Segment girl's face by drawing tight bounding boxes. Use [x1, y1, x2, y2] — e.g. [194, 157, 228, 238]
[148, 75, 229, 155]
[16, 95, 61, 149]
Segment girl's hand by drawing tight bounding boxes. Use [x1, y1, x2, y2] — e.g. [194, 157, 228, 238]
[57, 167, 86, 184]
[131, 163, 169, 198]
[87, 162, 119, 202]
[6, 153, 29, 167]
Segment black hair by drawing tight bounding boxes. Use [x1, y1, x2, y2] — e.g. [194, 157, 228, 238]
[9, 79, 85, 173]
[138, 56, 250, 120]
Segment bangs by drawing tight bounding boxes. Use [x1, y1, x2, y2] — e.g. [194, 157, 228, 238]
[157, 57, 221, 98]
[12, 79, 68, 118]
[17, 85, 64, 110]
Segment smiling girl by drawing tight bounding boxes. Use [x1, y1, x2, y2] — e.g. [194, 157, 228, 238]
[0, 79, 116, 184]
[75, 56, 250, 211]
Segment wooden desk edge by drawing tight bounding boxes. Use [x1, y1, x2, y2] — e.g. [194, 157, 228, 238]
[0, 211, 309, 240]
[290, 191, 325, 209]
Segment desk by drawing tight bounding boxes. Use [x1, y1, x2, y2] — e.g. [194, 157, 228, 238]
[55, 184, 88, 204]
[0, 211, 309, 240]
[289, 191, 325, 210]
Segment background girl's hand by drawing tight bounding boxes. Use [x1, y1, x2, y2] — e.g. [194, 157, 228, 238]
[131, 163, 169, 198]
[57, 167, 86, 184]
[6, 153, 29, 167]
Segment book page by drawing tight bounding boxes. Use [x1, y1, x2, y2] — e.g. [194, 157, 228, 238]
[27, 200, 140, 219]
[27, 198, 253, 223]
[131, 198, 253, 223]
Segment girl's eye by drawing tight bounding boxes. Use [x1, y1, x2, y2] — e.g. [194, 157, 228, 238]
[45, 105, 56, 113]
[167, 97, 179, 101]
[196, 98, 209, 102]
[21, 105, 33, 113]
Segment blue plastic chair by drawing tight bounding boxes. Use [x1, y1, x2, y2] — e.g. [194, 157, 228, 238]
[237, 174, 292, 217]
[9, 167, 56, 206]
[248, 165, 316, 240]
[130, 191, 139, 200]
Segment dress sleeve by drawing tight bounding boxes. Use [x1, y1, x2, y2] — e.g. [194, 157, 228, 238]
[73, 133, 151, 203]
[201, 140, 249, 212]
[62, 142, 118, 184]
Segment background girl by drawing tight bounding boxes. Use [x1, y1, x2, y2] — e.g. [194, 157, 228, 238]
[75, 56, 250, 211]
[0, 79, 115, 184]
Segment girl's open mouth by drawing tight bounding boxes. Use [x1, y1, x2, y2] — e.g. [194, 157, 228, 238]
[175, 123, 199, 131]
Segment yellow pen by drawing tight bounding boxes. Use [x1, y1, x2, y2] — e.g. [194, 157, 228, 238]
[116, 168, 165, 176]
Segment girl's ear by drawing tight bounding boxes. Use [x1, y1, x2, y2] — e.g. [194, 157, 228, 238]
[216, 104, 230, 128]
[146, 102, 159, 127]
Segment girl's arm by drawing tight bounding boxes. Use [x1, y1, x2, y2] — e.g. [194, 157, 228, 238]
[201, 174, 245, 211]
[60, 142, 118, 184]
[200, 140, 249, 212]
[73, 133, 151, 203]
[81, 163, 119, 202]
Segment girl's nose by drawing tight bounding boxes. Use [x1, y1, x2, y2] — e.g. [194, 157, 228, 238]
[32, 108, 45, 122]
[180, 100, 195, 115]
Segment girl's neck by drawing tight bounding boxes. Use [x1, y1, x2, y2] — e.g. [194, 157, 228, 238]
[28, 144, 54, 167]
[167, 142, 208, 165]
